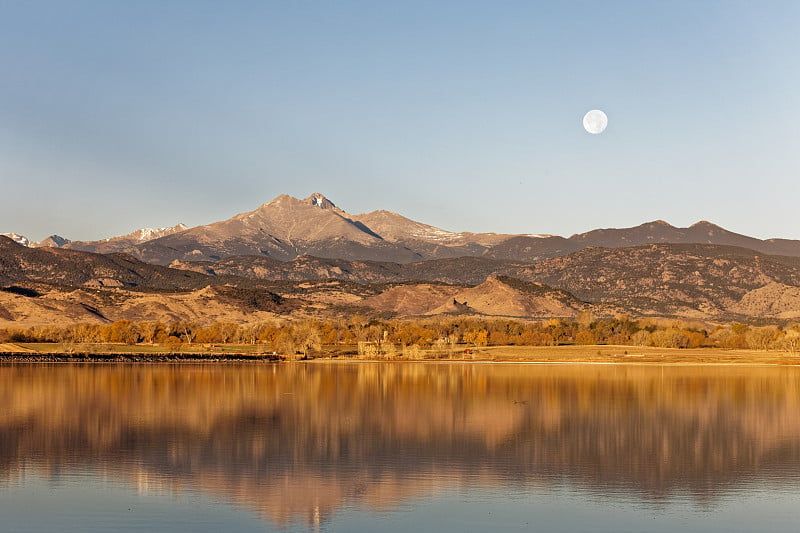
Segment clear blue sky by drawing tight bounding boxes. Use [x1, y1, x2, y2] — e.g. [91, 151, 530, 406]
[1, 0, 798, 241]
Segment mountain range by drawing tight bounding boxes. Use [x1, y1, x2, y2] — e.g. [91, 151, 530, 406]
[2, 193, 800, 324]
[7, 193, 800, 264]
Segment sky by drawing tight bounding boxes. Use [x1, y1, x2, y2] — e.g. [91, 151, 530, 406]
[1, 0, 799, 242]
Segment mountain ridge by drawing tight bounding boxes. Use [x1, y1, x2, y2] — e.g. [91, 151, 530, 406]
[3, 235, 800, 322]
[6, 193, 800, 265]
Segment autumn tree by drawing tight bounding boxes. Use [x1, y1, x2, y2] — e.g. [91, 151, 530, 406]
[104, 320, 140, 345]
[137, 322, 162, 345]
[780, 326, 800, 353]
[171, 321, 197, 344]
[463, 329, 488, 347]
[746, 326, 778, 351]
[293, 321, 322, 359]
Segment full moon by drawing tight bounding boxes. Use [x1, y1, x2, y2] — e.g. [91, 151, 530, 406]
[583, 109, 608, 134]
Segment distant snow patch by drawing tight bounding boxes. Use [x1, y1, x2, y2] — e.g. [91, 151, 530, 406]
[1, 233, 30, 246]
[111, 223, 188, 243]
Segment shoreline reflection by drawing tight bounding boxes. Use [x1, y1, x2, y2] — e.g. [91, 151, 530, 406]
[2, 363, 800, 527]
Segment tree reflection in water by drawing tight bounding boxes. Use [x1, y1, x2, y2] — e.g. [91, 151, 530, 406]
[1, 362, 800, 527]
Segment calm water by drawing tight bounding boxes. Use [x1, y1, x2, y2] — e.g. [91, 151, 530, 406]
[2, 362, 800, 532]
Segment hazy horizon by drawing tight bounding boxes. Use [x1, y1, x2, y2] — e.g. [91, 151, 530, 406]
[2, 1, 798, 241]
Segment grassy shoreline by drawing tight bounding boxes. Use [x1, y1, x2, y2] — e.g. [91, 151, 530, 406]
[2, 342, 800, 365]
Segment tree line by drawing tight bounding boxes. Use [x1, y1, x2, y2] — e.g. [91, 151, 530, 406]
[3, 313, 800, 356]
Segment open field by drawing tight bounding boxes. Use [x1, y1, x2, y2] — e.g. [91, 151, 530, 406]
[477, 344, 800, 365]
[0, 343, 36, 353]
[1, 342, 799, 365]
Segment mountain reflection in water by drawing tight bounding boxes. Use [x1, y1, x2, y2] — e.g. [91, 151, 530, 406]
[2, 362, 800, 528]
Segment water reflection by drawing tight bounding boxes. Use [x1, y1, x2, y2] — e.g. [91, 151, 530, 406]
[2, 362, 800, 528]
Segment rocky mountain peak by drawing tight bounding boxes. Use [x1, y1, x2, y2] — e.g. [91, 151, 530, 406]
[38, 235, 71, 248]
[303, 193, 337, 210]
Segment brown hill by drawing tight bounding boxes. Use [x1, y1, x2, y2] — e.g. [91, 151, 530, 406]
[518, 244, 800, 318]
[730, 283, 800, 319]
[570, 220, 800, 257]
[0, 285, 291, 326]
[363, 277, 586, 318]
[484, 235, 582, 261]
[0, 288, 107, 325]
[171, 254, 523, 285]
[362, 284, 463, 316]
[171, 255, 412, 283]
[444, 277, 586, 318]
[0, 235, 215, 290]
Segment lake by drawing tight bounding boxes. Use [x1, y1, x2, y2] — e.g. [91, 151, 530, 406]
[1, 362, 800, 532]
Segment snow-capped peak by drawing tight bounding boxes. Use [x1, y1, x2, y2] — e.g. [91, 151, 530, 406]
[107, 223, 188, 243]
[1, 233, 30, 247]
[303, 193, 337, 210]
[135, 223, 187, 242]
